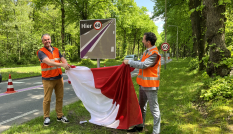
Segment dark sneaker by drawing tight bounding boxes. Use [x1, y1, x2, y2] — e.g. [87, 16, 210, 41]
[44, 117, 50, 126]
[57, 116, 69, 123]
[127, 126, 143, 132]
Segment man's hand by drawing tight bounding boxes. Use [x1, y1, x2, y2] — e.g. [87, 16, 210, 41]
[62, 63, 70, 70]
[123, 60, 129, 65]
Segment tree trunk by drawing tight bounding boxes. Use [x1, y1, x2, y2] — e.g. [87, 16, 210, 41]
[61, 0, 65, 51]
[183, 44, 186, 58]
[132, 28, 137, 53]
[189, 0, 206, 70]
[137, 39, 140, 59]
[122, 30, 126, 57]
[172, 43, 175, 57]
[204, 0, 231, 77]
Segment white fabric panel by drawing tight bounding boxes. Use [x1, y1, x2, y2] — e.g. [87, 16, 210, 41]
[66, 66, 119, 128]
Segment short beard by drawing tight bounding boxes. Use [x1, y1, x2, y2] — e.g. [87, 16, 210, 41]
[44, 43, 51, 48]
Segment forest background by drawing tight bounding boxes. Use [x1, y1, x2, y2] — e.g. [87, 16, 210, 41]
[1, 0, 233, 104]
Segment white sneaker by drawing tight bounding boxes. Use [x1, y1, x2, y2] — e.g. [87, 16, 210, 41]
[44, 117, 50, 126]
[57, 116, 69, 123]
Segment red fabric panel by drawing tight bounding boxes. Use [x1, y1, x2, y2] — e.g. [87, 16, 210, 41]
[91, 63, 143, 129]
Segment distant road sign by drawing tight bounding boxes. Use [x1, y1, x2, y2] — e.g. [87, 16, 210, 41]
[93, 21, 102, 30]
[161, 43, 170, 51]
[80, 19, 116, 59]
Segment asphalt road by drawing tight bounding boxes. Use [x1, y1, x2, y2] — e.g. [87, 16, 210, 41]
[0, 59, 171, 133]
[0, 74, 78, 132]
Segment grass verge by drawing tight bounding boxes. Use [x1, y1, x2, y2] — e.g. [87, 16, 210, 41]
[0, 60, 123, 81]
[2, 58, 233, 133]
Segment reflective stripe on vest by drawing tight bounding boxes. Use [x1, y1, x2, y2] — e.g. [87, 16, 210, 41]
[40, 58, 60, 63]
[137, 75, 160, 80]
[54, 58, 60, 61]
[41, 67, 61, 71]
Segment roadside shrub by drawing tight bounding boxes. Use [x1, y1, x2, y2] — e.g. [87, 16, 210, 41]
[188, 57, 199, 71]
[105, 59, 116, 62]
[31, 55, 40, 65]
[0, 58, 7, 67]
[200, 76, 233, 101]
[79, 59, 94, 66]
[65, 45, 79, 62]
[17, 57, 29, 65]
[115, 56, 121, 60]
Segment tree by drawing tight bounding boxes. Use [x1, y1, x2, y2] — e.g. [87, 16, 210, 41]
[204, 0, 231, 77]
[188, 0, 206, 70]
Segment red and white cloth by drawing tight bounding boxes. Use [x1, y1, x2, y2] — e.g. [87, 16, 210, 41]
[66, 64, 142, 129]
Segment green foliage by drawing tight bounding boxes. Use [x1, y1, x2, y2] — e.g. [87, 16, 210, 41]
[79, 59, 94, 66]
[0, 58, 7, 67]
[16, 57, 29, 65]
[188, 57, 199, 71]
[104, 59, 116, 62]
[200, 76, 233, 101]
[201, 55, 209, 67]
[115, 56, 121, 60]
[65, 45, 79, 62]
[30, 55, 40, 65]
[0, 0, 160, 66]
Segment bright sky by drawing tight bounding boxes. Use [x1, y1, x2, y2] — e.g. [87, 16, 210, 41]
[134, 0, 164, 34]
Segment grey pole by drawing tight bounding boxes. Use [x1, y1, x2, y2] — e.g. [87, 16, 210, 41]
[177, 26, 178, 60]
[97, 59, 100, 68]
[164, 0, 167, 69]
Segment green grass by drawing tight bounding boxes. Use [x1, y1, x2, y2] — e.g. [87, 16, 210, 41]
[2, 58, 233, 133]
[0, 60, 123, 81]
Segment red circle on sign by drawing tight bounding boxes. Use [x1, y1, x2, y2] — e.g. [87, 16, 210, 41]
[161, 43, 170, 51]
[93, 21, 102, 30]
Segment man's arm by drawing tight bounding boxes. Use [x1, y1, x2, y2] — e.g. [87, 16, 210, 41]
[60, 57, 68, 64]
[42, 57, 70, 70]
[38, 50, 70, 70]
[124, 54, 158, 69]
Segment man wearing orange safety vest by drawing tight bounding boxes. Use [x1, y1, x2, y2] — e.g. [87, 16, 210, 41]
[124, 32, 161, 134]
[37, 34, 70, 126]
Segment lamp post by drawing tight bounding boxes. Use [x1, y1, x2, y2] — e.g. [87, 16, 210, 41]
[168, 25, 178, 60]
[164, 0, 167, 69]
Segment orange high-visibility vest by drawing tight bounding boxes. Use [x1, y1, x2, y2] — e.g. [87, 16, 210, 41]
[136, 47, 161, 87]
[37, 47, 62, 78]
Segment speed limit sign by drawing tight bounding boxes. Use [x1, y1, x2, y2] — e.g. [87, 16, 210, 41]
[161, 43, 170, 51]
[93, 21, 102, 30]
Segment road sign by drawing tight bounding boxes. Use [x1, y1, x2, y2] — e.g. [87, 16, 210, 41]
[161, 43, 170, 51]
[80, 19, 116, 59]
[93, 21, 102, 30]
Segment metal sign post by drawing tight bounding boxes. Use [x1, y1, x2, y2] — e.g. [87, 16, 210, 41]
[161, 43, 170, 68]
[97, 59, 100, 68]
[164, 0, 167, 69]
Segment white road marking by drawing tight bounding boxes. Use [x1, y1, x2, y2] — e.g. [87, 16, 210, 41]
[11, 82, 24, 84]
[33, 82, 43, 84]
[0, 110, 39, 125]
